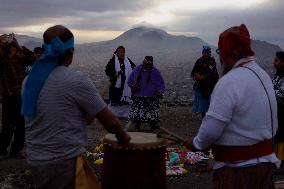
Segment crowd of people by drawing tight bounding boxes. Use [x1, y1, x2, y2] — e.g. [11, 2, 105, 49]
[0, 24, 283, 189]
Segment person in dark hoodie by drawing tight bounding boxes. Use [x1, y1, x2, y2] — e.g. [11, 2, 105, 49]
[191, 45, 219, 118]
[105, 46, 135, 106]
[0, 34, 35, 158]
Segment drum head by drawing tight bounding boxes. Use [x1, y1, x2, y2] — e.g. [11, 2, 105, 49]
[103, 132, 167, 149]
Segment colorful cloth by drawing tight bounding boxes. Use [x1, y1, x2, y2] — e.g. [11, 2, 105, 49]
[129, 97, 160, 122]
[128, 64, 165, 97]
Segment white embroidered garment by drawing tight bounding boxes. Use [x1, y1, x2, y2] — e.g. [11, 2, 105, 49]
[114, 55, 132, 102]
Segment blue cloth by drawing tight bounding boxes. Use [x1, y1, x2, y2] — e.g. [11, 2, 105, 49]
[21, 37, 74, 117]
[203, 45, 211, 50]
[193, 90, 210, 113]
[202, 45, 211, 53]
[169, 152, 180, 165]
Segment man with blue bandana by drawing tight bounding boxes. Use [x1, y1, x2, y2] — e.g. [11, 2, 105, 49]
[22, 25, 131, 189]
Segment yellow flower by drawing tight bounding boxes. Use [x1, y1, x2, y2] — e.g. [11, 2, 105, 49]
[94, 159, 103, 165]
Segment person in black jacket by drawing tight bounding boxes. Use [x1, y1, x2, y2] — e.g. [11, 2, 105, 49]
[105, 46, 135, 105]
[191, 45, 219, 118]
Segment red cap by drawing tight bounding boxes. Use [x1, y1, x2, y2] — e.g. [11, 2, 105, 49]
[218, 24, 254, 58]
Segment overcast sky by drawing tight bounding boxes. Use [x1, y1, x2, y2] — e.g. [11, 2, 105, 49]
[0, 0, 283, 48]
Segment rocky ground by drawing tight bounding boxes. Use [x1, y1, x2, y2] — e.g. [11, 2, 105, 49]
[0, 105, 283, 189]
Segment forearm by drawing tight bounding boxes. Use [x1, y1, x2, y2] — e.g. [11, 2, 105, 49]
[193, 115, 228, 150]
[96, 108, 124, 134]
[96, 107, 130, 144]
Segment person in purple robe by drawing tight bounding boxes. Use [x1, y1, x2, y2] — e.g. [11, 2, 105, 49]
[128, 56, 165, 130]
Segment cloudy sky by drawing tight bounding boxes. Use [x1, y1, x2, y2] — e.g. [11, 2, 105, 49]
[0, 0, 283, 48]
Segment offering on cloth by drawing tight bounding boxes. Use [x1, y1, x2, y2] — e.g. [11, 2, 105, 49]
[87, 143, 213, 179]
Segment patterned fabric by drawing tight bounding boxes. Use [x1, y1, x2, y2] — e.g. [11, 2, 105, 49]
[193, 90, 210, 113]
[129, 97, 160, 122]
[273, 72, 284, 104]
[0, 48, 35, 97]
[273, 71, 284, 142]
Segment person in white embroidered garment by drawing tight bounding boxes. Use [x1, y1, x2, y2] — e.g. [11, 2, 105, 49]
[273, 51, 284, 162]
[184, 24, 280, 189]
[105, 46, 135, 106]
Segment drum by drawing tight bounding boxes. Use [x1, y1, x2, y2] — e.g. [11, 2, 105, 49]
[102, 132, 167, 189]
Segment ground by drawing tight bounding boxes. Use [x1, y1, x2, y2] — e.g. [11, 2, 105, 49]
[0, 105, 282, 189]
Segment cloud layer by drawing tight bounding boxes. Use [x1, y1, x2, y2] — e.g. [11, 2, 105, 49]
[0, 0, 283, 48]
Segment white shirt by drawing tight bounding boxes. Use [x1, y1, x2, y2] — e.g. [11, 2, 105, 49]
[193, 57, 280, 169]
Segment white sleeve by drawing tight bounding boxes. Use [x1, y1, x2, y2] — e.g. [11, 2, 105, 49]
[193, 115, 228, 150]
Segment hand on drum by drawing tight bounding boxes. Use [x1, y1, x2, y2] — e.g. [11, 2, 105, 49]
[96, 107, 131, 145]
[183, 137, 197, 152]
[115, 129, 131, 146]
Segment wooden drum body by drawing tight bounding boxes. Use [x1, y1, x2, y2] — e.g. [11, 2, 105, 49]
[102, 132, 167, 189]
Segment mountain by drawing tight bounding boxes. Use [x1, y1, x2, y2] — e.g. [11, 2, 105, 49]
[74, 27, 207, 67]
[252, 40, 282, 75]
[11, 27, 283, 102]
[16, 35, 42, 50]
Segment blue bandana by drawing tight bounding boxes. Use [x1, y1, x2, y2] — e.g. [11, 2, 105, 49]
[21, 37, 74, 117]
[202, 45, 211, 55]
[203, 45, 211, 51]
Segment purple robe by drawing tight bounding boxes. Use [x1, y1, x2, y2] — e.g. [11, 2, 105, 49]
[128, 64, 165, 97]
